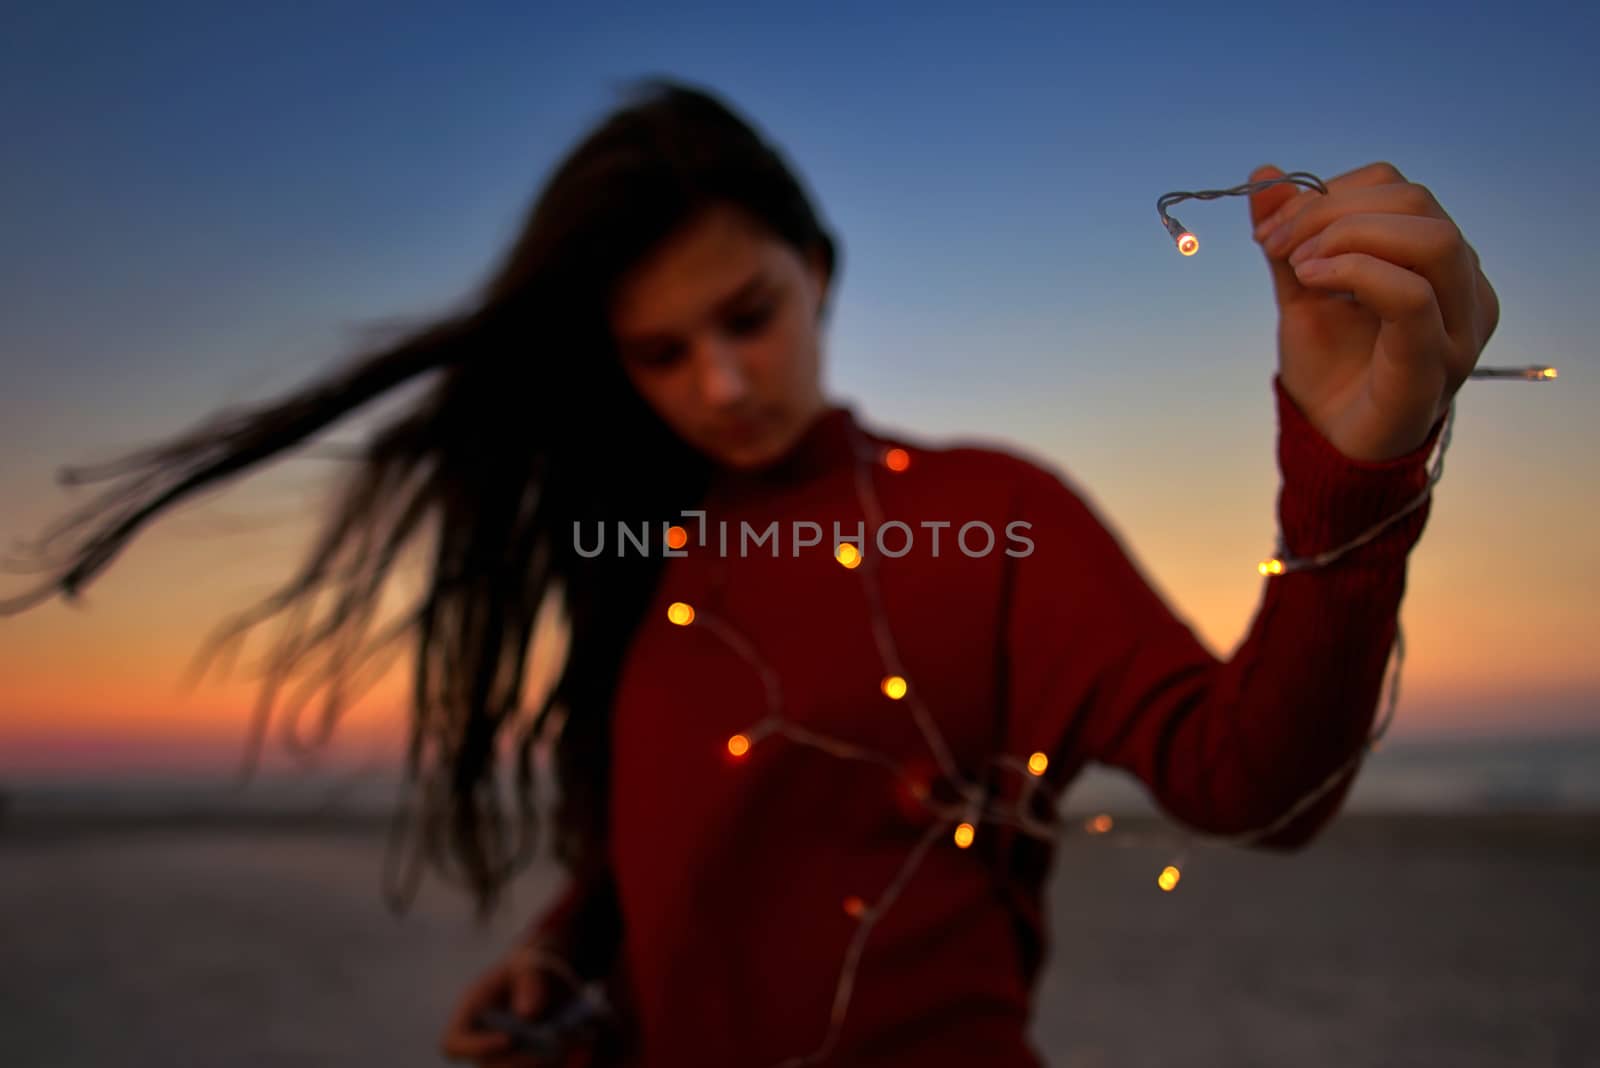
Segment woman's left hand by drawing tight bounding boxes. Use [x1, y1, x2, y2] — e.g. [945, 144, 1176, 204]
[1249, 161, 1501, 462]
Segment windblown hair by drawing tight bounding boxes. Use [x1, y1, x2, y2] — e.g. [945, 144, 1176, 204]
[1, 74, 840, 924]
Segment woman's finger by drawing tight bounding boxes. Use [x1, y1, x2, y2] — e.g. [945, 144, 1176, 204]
[1266, 181, 1454, 253]
[1287, 213, 1477, 344]
[511, 958, 548, 1017]
[1252, 179, 1313, 240]
[1248, 164, 1331, 306]
[1248, 164, 1308, 233]
[1253, 160, 1417, 243]
[1322, 159, 1410, 194]
[440, 964, 516, 1060]
[1289, 250, 1452, 413]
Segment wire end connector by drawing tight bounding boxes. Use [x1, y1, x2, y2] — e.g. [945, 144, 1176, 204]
[1162, 213, 1199, 256]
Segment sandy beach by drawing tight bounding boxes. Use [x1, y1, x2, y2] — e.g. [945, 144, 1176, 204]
[1, 808, 1593, 1067]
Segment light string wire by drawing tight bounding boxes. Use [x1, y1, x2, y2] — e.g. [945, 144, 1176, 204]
[683, 435, 987, 1067]
[527, 170, 1557, 1064]
[1158, 171, 1331, 255]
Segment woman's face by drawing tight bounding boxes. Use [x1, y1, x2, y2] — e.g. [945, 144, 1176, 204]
[609, 202, 832, 471]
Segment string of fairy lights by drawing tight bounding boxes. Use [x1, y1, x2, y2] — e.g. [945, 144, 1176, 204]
[530, 173, 1558, 1065]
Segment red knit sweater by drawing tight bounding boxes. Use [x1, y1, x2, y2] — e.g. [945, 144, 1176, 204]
[527, 375, 1446, 1067]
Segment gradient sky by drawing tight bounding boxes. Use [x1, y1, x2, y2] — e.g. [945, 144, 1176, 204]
[2, 1, 1596, 779]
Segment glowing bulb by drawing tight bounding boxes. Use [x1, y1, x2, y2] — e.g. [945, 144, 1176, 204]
[1027, 752, 1048, 776]
[1086, 813, 1114, 834]
[1258, 558, 1285, 576]
[727, 734, 750, 757]
[1157, 865, 1181, 892]
[666, 524, 688, 550]
[1543, 367, 1558, 379]
[1161, 214, 1197, 255]
[843, 895, 866, 918]
[880, 675, 908, 700]
[666, 601, 695, 626]
[953, 822, 975, 848]
[884, 447, 911, 472]
[836, 543, 862, 569]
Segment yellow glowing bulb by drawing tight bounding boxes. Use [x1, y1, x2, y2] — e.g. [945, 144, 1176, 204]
[1086, 813, 1114, 834]
[666, 524, 688, 549]
[884, 447, 911, 472]
[1258, 558, 1284, 576]
[1157, 865, 1181, 892]
[1177, 233, 1198, 256]
[1027, 752, 1049, 776]
[1543, 367, 1558, 379]
[880, 675, 908, 700]
[953, 822, 975, 848]
[835, 543, 862, 569]
[843, 895, 866, 918]
[666, 601, 695, 626]
[727, 734, 750, 757]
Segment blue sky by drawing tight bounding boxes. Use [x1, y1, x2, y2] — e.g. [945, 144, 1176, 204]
[3, 2, 1592, 436]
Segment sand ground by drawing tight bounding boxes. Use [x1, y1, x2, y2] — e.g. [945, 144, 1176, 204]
[1, 811, 1593, 1067]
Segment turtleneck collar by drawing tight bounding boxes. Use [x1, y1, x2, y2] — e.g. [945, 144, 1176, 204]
[705, 400, 863, 500]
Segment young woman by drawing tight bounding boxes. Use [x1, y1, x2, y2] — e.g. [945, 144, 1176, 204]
[5, 76, 1497, 1067]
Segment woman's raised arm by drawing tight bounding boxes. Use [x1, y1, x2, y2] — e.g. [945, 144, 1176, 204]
[996, 372, 1448, 849]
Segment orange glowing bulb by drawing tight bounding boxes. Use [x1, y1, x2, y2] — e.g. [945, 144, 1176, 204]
[880, 675, 908, 700]
[835, 543, 862, 569]
[666, 601, 695, 626]
[953, 823, 975, 848]
[884, 447, 911, 472]
[843, 895, 866, 918]
[727, 734, 750, 757]
[1087, 813, 1114, 834]
[1158, 865, 1181, 892]
[1177, 233, 1198, 256]
[666, 524, 688, 549]
[1027, 752, 1048, 776]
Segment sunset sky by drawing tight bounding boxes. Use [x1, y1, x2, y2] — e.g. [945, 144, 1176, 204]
[2, 2, 1595, 780]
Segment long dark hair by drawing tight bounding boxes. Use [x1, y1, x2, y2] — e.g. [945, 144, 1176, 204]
[1, 74, 840, 922]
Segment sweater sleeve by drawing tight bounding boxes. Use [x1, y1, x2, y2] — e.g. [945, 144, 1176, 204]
[999, 373, 1448, 848]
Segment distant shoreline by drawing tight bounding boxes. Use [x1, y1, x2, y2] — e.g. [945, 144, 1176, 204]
[4, 808, 1597, 851]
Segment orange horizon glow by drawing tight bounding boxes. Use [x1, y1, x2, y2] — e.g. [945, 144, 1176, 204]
[3, 411, 1596, 781]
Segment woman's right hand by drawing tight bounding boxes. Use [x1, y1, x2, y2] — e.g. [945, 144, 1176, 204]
[439, 942, 555, 1066]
